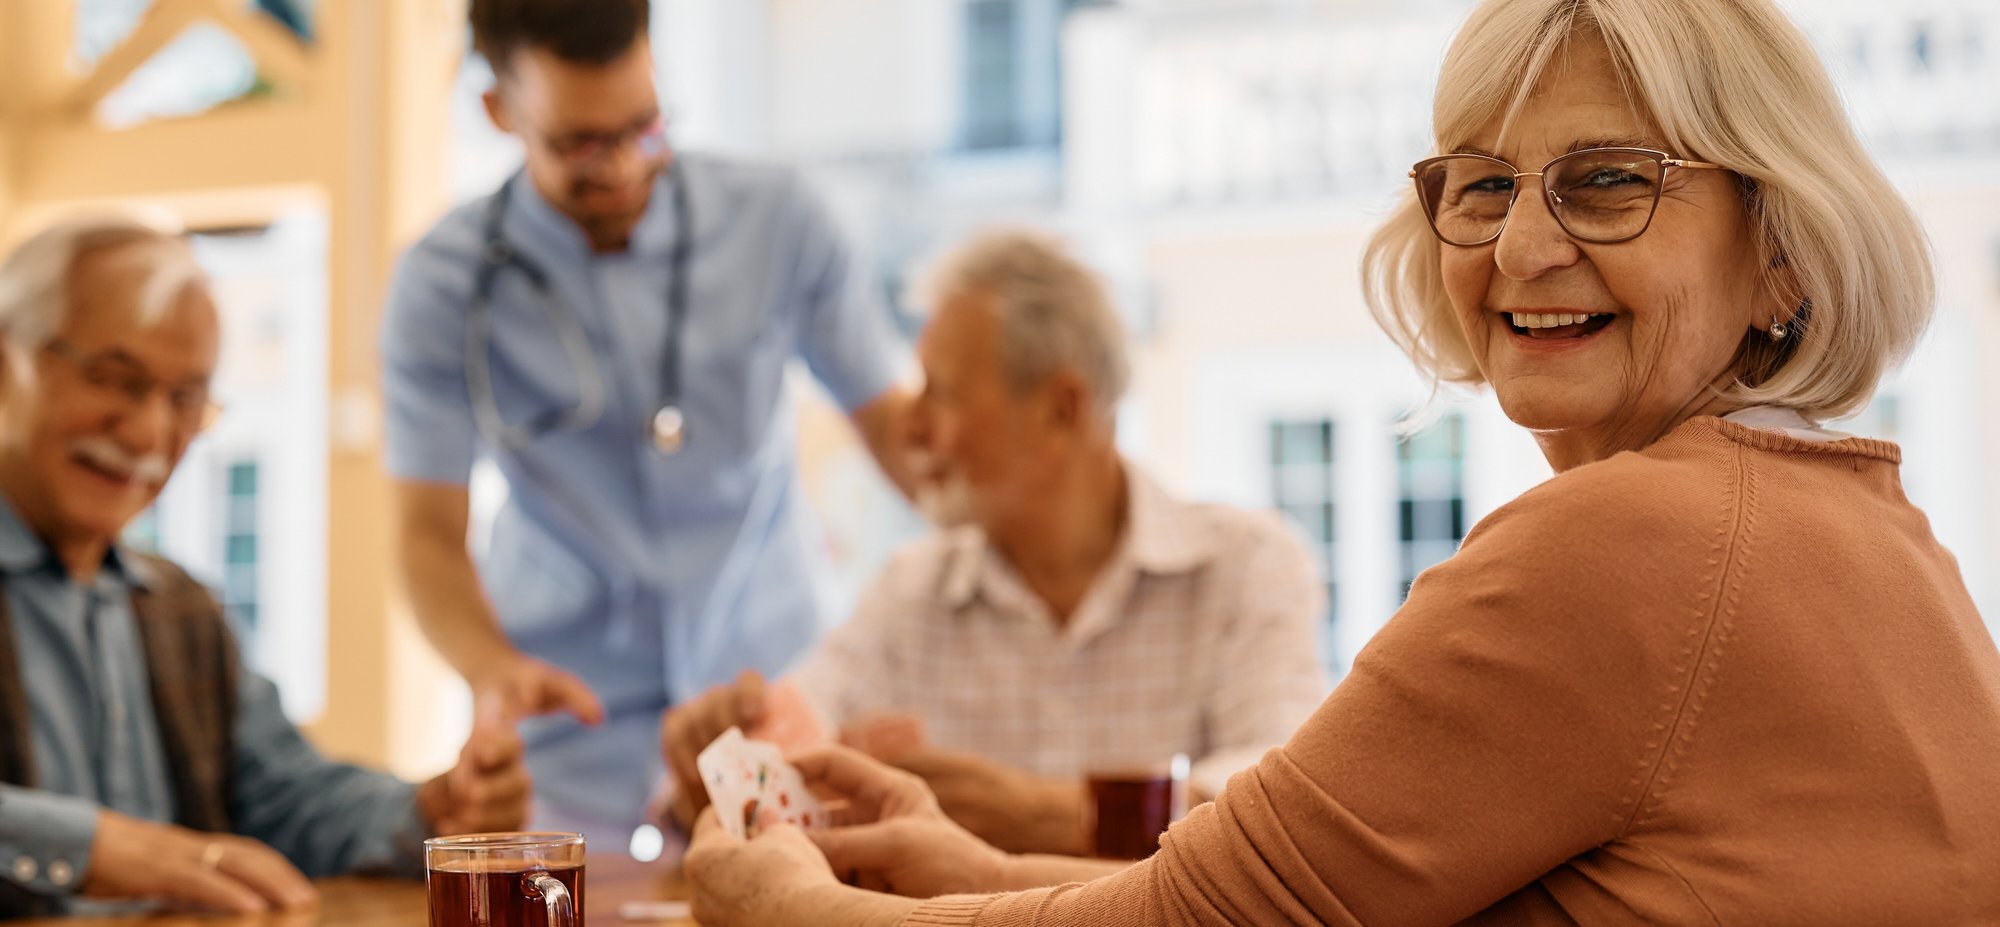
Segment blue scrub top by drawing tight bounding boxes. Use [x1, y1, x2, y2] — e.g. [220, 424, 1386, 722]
[379, 153, 904, 831]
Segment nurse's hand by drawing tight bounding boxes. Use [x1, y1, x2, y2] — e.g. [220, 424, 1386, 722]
[474, 654, 605, 727]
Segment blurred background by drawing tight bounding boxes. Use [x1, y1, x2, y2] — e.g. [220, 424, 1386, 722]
[0, 0, 1994, 783]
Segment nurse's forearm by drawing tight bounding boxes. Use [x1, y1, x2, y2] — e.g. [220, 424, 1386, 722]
[408, 535, 516, 677]
[394, 480, 518, 679]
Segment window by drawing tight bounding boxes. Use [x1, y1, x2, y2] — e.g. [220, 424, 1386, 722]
[1843, 393, 1902, 441]
[1270, 418, 1338, 670]
[959, 0, 1090, 151]
[221, 460, 261, 632]
[73, 0, 313, 128]
[122, 507, 161, 553]
[1396, 413, 1466, 599]
[964, 0, 1026, 149]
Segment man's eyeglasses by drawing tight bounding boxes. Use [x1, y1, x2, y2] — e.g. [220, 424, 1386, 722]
[1409, 147, 1727, 247]
[44, 338, 222, 433]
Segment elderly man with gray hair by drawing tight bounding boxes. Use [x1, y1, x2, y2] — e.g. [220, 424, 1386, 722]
[663, 229, 1328, 855]
[0, 215, 531, 918]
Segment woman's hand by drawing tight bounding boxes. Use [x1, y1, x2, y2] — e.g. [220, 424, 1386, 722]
[793, 745, 1015, 897]
[684, 807, 915, 927]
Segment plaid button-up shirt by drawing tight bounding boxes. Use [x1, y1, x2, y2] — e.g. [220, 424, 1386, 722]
[790, 466, 1329, 797]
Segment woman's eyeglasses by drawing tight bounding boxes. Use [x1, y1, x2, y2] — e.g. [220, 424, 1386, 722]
[1409, 147, 1726, 247]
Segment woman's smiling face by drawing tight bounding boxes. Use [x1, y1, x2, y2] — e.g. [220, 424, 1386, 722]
[1438, 33, 1768, 470]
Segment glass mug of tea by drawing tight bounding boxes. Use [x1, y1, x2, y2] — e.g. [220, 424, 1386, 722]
[1085, 754, 1191, 860]
[426, 832, 586, 927]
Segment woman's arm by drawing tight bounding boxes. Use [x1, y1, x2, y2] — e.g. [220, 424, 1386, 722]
[694, 472, 1727, 925]
[998, 855, 1132, 891]
[901, 480, 1721, 925]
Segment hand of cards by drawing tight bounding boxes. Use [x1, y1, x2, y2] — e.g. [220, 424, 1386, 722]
[695, 727, 826, 840]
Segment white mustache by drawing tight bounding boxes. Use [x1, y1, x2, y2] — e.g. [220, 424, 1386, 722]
[72, 437, 171, 487]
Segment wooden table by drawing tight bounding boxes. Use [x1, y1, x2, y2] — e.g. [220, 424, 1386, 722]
[15, 855, 692, 927]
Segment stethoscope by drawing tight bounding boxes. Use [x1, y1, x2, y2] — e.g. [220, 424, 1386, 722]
[466, 158, 694, 455]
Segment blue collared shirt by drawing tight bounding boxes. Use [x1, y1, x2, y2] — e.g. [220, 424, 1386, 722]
[0, 499, 423, 912]
[379, 153, 904, 831]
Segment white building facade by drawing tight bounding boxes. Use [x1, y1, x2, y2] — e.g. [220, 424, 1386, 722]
[747, 0, 2000, 673]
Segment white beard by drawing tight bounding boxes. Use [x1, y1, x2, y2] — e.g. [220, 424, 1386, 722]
[915, 473, 978, 529]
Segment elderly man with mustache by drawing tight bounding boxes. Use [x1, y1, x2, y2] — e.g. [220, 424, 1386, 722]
[0, 215, 531, 918]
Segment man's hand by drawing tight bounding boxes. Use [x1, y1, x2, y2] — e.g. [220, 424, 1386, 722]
[662, 671, 824, 828]
[419, 695, 533, 835]
[663, 671, 770, 828]
[82, 811, 318, 914]
[838, 713, 928, 761]
[886, 748, 1087, 855]
[787, 745, 1013, 898]
[472, 655, 605, 727]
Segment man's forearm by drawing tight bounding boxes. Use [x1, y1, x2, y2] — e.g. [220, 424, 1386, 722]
[1019, 778, 1090, 856]
[0, 785, 98, 900]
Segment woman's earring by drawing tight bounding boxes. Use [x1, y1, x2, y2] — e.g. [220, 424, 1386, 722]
[1768, 316, 1789, 341]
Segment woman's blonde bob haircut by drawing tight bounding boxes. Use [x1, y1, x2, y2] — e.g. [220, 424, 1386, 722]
[1363, 0, 1933, 420]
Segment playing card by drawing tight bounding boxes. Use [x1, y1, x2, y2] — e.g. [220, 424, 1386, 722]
[736, 736, 827, 833]
[696, 727, 759, 840]
[695, 727, 826, 838]
[752, 742, 826, 832]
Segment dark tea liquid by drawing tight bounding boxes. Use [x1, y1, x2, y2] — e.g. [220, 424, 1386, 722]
[1088, 776, 1182, 860]
[427, 861, 585, 927]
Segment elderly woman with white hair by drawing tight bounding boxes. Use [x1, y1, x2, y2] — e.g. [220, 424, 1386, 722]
[679, 0, 2000, 923]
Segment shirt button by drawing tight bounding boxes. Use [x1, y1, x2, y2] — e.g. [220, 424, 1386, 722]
[11, 856, 35, 883]
[46, 860, 73, 887]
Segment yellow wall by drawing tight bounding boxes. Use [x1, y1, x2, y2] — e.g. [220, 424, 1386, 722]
[0, 119, 16, 233]
[0, 2, 68, 243]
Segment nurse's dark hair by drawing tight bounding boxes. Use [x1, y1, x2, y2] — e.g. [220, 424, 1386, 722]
[470, 0, 649, 75]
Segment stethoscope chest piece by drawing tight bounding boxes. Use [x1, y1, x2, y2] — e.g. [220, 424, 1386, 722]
[651, 405, 687, 455]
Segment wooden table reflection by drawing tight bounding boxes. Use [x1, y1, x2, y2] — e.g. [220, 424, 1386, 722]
[14, 855, 692, 927]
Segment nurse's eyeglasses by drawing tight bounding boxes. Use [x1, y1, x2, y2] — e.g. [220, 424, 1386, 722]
[540, 113, 670, 174]
[1410, 147, 1727, 247]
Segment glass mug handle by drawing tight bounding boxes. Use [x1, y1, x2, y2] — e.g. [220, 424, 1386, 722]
[526, 871, 575, 927]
